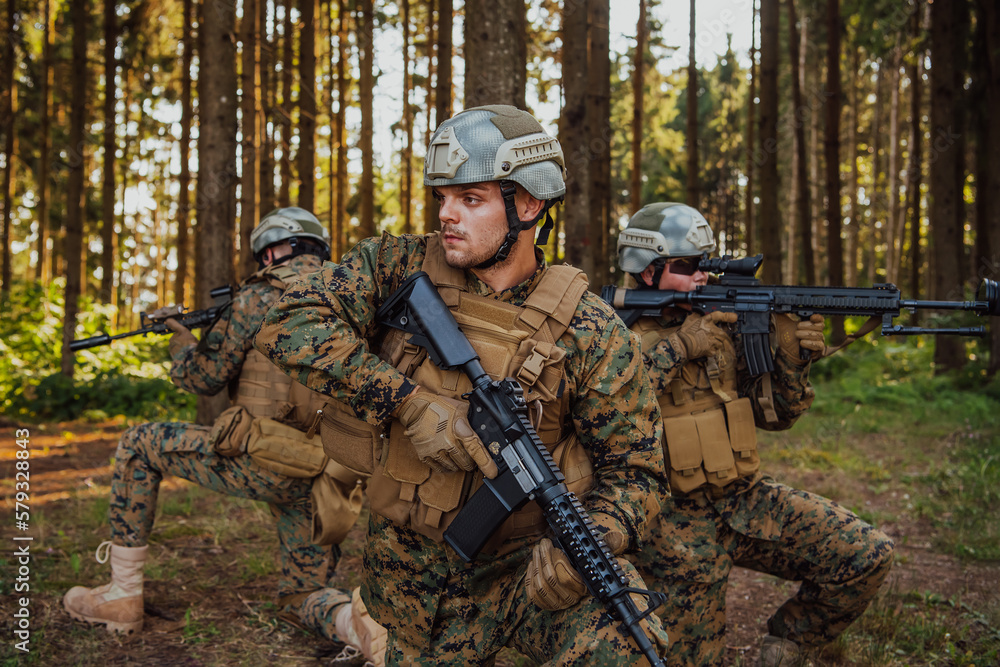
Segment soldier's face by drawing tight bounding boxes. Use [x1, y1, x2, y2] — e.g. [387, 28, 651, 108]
[656, 257, 708, 292]
[433, 183, 511, 269]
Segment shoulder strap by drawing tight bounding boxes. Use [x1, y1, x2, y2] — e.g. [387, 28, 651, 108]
[518, 264, 589, 344]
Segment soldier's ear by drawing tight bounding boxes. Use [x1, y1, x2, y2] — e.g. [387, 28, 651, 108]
[639, 265, 656, 287]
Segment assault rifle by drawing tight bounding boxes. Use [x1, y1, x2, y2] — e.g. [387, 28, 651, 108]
[601, 254, 1000, 377]
[69, 285, 234, 352]
[377, 271, 667, 667]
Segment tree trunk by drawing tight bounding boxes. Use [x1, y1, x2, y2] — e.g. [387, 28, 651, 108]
[240, 0, 262, 280]
[824, 0, 845, 342]
[588, 0, 611, 287]
[685, 0, 698, 209]
[561, 0, 592, 278]
[630, 0, 646, 216]
[868, 61, 884, 285]
[335, 0, 350, 255]
[401, 0, 413, 234]
[758, 0, 780, 283]
[279, 0, 295, 207]
[808, 30, 823, 278]
[36, 0, 55, 282]
[61, 0, 88, 377]
[463, 0, 526, 107]
[196, 0, 239, 421]
[789, 0, 813, 285]
[886, 51, 903, 286]
[99, 0, 117, 302]
[326, 0, 335, 245]
[298, 0, 316, 211]
[1, 0, 16, 294]
[259, 0, 275, 213]
[905, 17, 925, 304]
[427, 0, 453, 233]
[977, 0, 1000, 373]
[743, 0, 757, 255]
[929, 0, 968, 370]
[176, 0, 194, 306]
[846, 44, 860, 287]
[358, 0, 375, 238]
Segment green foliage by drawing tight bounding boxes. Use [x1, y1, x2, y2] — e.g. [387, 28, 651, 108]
[850, 589, 1000, 666]
[794, 335, 1000, 561]
[1, 279, 194, 422]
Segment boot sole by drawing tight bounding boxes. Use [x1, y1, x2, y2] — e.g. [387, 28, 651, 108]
[66, 608, 143, 635]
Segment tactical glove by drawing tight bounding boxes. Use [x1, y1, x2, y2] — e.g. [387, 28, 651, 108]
[667, 311, 738, 362]
[166, 319, 198, 356]
[590, 512, 629, 555]
[526, 537, 588, 611]
[397, 391, 498, 478]
[775, 313, 825, 363]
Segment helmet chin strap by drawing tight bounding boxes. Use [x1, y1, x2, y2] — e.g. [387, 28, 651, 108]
[474, 180, 555, 271]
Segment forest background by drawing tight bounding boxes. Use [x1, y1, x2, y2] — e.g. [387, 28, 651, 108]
[1, 1, 1000, 665]
[0, 0, 999, 403]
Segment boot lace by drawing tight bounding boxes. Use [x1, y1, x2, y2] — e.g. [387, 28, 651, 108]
[95, 540, 114, 564]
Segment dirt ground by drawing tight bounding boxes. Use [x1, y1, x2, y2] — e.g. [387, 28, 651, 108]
[1, 419, 998, 666]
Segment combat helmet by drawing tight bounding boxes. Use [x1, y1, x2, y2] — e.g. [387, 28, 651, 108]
[250, 207, 331, 262]
[424, 104, 566, 268]
[617, 202, 717, 274]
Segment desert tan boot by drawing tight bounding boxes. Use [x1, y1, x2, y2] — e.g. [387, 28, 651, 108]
[63, 541, 146, 634]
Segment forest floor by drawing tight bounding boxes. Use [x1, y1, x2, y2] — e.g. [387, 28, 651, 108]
[1, 418, 998, 666]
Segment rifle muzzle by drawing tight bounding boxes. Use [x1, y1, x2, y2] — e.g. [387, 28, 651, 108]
[69, 334, 112, 351]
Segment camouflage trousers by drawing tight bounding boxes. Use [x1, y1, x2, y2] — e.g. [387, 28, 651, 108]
[109, 421, 339, 599]
[360, 512, 669, 666]
[632, 475, 895, 665]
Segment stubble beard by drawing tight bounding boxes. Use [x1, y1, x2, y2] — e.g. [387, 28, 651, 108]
[442, 224, 517, 272]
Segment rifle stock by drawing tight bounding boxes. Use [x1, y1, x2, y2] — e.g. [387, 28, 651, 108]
[602, 255, 1000, 376]
[377, 271, 667, 667]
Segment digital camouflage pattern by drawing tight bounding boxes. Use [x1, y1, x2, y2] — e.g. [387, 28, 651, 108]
[632, 312, 894, 664]
[108, 254, 353, 639]
[255, 232, 670, 665]
[365, 511, 667, 666]
[110, 420, 334, 598]
[169, 254, 322, 395]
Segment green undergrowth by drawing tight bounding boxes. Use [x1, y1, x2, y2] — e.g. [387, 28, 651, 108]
[765, 336, 1000, 561]
[2, 279, 195, 423]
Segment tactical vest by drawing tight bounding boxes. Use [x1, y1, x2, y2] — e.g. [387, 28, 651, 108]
[366, 234, 594, 550]
[634, 314, 760, 495]
[229, 262, 328, 431]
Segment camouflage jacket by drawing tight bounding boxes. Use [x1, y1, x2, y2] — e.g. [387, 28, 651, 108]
[170, 254, 324, 396]
[639, 311, 815, 431]
[254, 232, 668, 547]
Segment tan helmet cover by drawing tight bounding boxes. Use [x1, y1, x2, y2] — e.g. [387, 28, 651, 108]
[618, 202, 717, 273]
[424, 105, 566, 201]
[251, 207, 331, 256]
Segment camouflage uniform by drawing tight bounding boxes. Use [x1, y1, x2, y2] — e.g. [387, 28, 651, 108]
[110, 254, 338, 600]
[630, 311, 895, 665]
[255, 232, 671, 666]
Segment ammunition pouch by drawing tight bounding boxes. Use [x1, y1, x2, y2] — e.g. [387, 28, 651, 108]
[319, 399, 382, 477]
[208, 405, 255, 457]
[662, 397, 758, 494]
[247, 417, 329, 478]
[311, 462, 366, 545]
[636, 316, 761, 496]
